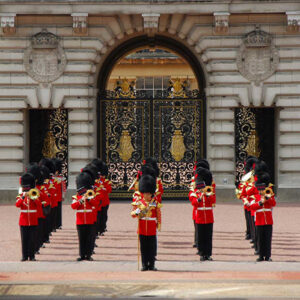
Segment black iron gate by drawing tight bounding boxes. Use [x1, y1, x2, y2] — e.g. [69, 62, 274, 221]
[235, 107, 275, 186]
[99, 85, 205, 200]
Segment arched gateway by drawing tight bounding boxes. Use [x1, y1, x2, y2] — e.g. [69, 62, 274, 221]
[97, 35, 207, 200]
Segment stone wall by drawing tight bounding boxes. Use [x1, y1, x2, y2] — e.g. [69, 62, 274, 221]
[0, 3, 300, 200]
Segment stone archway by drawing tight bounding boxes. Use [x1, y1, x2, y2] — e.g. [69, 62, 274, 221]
[96, 34, 207, 199]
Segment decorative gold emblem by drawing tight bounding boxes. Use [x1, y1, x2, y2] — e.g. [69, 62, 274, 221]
[168, 78, 189, 98]
[118, 130, 134, 162]
[170, 130, 186, 161]
[42, 131, 59, 158]
[245, 129, 261, 157]
[114, 78, 136, 98]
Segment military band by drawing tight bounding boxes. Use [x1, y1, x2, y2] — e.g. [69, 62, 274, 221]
[16, 154, 276, 267]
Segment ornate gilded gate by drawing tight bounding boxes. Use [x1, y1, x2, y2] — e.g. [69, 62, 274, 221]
[235, 107, 275, 186]
[99, 81, 205, 200]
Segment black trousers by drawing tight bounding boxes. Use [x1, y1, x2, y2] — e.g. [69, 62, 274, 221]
[197, 223, 213, 257]
[194, 220, 198, 246]
[250, 215, 256, 242]
[257, 225, 273, 259]
[77, 224, 93, 259]
[245, 209, 251, 237]
[20, 225, 37, 259]
[99, 205, 109, 234]
[56, 201, 62, 229]
[140, 235, 157, 268]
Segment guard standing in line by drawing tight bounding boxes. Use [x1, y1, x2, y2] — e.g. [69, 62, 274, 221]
[16, 173, 40, 261]
[189, 167, 215, 261]
[249, 172, 276, 262]
[131, 174, 162, 271]
[71, 172, 97, 261]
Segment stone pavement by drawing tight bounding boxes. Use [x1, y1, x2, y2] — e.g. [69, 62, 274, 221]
[0, 201, 300, 299]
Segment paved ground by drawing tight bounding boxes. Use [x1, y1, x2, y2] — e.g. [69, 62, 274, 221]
[1, 201, 300, 299]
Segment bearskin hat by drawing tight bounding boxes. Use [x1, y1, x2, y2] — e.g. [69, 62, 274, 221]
[81, 164, 98, 182]
[195, 167, 212, 187]
[195, 160, 210, 170]
[39, 158, 55, 175]
[76, 172, 93, 195]
[91, 158, 105, 176]
[102, 163, 109, 177]
[20, 173, 35, 191]
[26, 163, 43, 186]
[52, 158, 62, 174]
[140, 164, 157, 179]
[138, 174, 156, 194]
[255, 172, 271, 190]
[40, 165, 50, 181]
[254, 160, 269, 175]
[244, 156, 259, 173]
[144, 157, 159, 177]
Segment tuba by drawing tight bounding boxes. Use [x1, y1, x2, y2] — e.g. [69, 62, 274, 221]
[203, 185, 214, 196]
[28, 188, 40, 200]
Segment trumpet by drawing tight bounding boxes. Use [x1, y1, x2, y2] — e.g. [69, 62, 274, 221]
[85, 189, 95, 200]
[263, 187, 274, 199]
[128, 177, 138, 191]
[28, 188, 40, 200]
[203, 185, 214, 196]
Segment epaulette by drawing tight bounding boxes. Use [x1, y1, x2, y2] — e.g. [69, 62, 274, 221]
[54, 177, 62, 184]
[190, 192, 197, 198]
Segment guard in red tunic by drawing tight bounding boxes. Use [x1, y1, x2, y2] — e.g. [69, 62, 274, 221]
[189, 167, 215, 261]
[249, 172, 276, 262]
[71, 172, 97, 261]
[131, 174, 162, 271]
[16, 173, 41, 261]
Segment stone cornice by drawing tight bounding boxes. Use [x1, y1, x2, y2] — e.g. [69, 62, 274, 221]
[0, 1, 300, 15]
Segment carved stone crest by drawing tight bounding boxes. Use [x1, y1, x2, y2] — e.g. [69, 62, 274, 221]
[236, 27, 279, 85]
[24, 30, 66, 83]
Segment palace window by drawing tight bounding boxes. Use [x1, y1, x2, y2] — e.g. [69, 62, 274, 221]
[136, 76, 170, 97]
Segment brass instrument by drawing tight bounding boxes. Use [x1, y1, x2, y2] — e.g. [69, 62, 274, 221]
[85, 189, 95, 200]
[203, 185, 214, 196]
[28, 188, 40, 200]
[263, 186, 274, 199]
[128, 177, 138, 191]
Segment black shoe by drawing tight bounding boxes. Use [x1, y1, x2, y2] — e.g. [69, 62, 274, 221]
[141, 266, 148, 271]
[86, 256, 93, 261]
[206, 256, 213, 261]
[96, 236, 99, 239]
[94, 244, 98, 247]
[21, 257, 27, 262]
[58, 226, 62, 230]
[254, 250, 259, 255]
[251, 245, 255, 248]
[256, 257, 264, 262]
[193, 244, 197, 248]
[36, 251, 40, 255]
[29, 257, 36, 261]
[77, 257, 84, 261]
[148, 264, 157, 271]
[250, 240, 254, 244]
[41, 245, 45, 248]
[200, 256, 205, 261]
[100, 233, 104, 236]
[45, 240, 50, 243]
[265, 257, 272, 262]
[53, 229, 56, 232]
[245, 235, 251, 240]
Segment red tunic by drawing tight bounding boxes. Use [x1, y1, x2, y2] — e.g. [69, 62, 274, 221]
[250, 194, 276, 226]
[101, 177, 112, 207]
[240, 182, 259, 214]
[71, 194, 97, 225]
[131, 195, 162, 236]
[156, 178, 164, 203]
[189, 190, 214, 224]
[16, 194, 40, 226]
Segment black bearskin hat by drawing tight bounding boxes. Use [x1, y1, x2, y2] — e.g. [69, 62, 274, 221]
[91, 158, 105, 176]
[144, 157, 159, 177]
[102, 163, 109, 177]
[40, 165, 50, 180]
[195, 160, 210, 170]
[52, 158, 62, 174]
[76, 172, 93, 195]
[138, 174, 156, 194]
[255, 172, 271, 190]
[20, 173, 35, 191]
[254, 160, 269, 175]
[244, 156, 259, 173]
[39, 158, 55, 175]
[195, 167, 212, 187]
[82, 164, 98, 182]
[140, 164, 157, 179]
[26, 163, 43, 186]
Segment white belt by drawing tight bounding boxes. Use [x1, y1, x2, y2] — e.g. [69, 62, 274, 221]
[21, 210, 37, 213]
[141, 217, 157, 221]
[197, 207, 213, 210]
[76, 209, 93, 213]
[257, 208, 272, 213]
